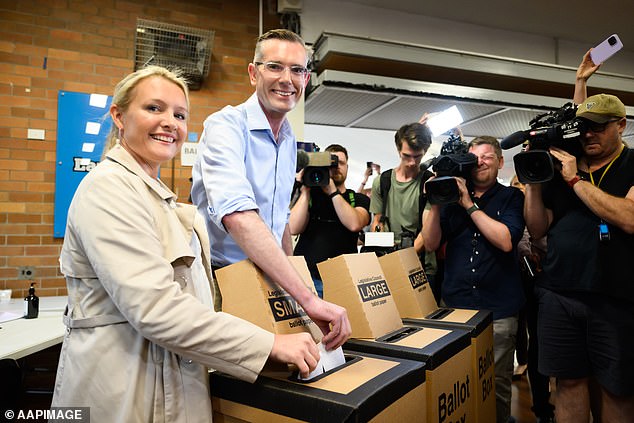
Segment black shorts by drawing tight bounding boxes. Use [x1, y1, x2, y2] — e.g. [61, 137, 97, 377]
[536, 287, 634, 396]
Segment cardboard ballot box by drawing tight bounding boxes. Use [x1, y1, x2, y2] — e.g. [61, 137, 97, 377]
[317, 252, 403, 340]
[210, 350, 427, 423]
[404, 315, 495, 423]
[344, 326, 473, 423]
[215, 256, 321, 340]
[379, 247, 495, 422]
[318, 251, 473, 423]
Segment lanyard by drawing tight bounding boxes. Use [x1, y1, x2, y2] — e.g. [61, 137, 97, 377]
[588, 144, 624, 188]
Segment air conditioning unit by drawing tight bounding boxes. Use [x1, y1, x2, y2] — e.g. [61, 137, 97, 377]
[278, 0, 303, 13]
[135, 19, 214, 91]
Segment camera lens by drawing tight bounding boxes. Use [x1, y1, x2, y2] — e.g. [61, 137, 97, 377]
[308, 170, 322, 184]
[608, 36, 617, 46]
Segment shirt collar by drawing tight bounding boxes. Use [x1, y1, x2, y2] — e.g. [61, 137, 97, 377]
[244, 92, 293, 140]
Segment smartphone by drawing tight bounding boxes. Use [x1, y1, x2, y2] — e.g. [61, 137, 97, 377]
[590, 34, 623, 65]
[367, 161, 373, 174]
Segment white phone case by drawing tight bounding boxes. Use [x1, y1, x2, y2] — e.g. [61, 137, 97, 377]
[590, 34, 623, 64]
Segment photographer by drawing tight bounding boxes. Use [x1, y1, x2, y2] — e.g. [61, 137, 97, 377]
[423, 136, 525, 423]
[290, 144, 370, 298]
[370, 122, 436, 276]
[524, 90, 634, 421]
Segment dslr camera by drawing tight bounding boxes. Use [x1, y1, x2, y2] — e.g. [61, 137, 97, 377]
[301, 151, 339, 187]
[426, 132, 478, 204]
[501, 102, 585, 184]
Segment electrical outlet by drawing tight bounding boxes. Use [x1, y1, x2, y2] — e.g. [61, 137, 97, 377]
[18, 266, 36, 280]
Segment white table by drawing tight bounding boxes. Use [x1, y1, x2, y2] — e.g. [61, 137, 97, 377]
[0, 296, 67, 359]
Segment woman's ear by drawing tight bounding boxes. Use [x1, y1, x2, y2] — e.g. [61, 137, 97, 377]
[110, 104, 123, 131]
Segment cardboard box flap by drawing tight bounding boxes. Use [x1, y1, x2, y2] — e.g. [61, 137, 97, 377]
[215, 259, 274, 332]
[404, 309, 493, 337]
[344, 326, 471, 370]
[318, 253, 403, 340]
[379, 248, 439, 318]
[215, 257, 322, 340]
[210, 351, 426, 422]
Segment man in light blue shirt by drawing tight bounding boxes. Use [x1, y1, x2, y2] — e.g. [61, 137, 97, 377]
[192, 92, 296, 266]
[192, 29, 351, 351]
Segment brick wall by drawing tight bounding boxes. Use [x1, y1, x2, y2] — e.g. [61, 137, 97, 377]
[0, 0, 281, 298]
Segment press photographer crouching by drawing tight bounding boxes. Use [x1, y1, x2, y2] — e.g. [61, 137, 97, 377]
[523, 93, 634, 422]
[290, 144, 371, 298]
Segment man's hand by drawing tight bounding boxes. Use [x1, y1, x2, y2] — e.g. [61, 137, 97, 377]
[454, 177, 472, 209]
[301, 295, 351, 351]
[322, 178, 338, 196]
[269, 333, 320, 378]
[549, 147, 578, 182]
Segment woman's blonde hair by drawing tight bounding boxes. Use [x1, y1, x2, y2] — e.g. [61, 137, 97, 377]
[102, 66, 190, 159]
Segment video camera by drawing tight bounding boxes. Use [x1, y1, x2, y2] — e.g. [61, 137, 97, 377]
[425, 132, 478, 204]
[501, 102, 585, 184]
[296, 150, 339, 187]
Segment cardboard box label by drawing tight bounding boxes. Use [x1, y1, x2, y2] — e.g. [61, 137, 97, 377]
[379, 248, 439, 318]
[429, 345, 473, 423]
[215, 257, 321, 338]
[268, 293, 306, 322]
[408, 269, 428, 289]
[318, 253, 403, 339]
[357, 278, 391, 303]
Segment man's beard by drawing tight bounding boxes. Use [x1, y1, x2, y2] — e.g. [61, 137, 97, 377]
[331, 172, 345, 185]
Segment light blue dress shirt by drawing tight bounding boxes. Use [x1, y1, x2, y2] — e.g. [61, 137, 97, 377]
[191, 93, 297, 267]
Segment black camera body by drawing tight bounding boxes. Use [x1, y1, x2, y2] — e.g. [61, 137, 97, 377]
[426, 133, 478, 205]
[302, 152, 339, 187]
[504, 102, 586, 184]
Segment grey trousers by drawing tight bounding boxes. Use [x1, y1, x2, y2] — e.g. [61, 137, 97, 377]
[493, 315, 518, 423]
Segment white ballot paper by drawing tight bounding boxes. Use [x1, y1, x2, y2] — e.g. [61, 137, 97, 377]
[299, 342, 346, 381]
[364, 231, 395, 247]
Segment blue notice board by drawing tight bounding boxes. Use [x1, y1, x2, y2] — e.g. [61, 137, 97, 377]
[54, 91, 113, 238]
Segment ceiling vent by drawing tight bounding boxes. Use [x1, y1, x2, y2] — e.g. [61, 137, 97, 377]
[278, 0, 303, 13]
[135, 18, 214, 91]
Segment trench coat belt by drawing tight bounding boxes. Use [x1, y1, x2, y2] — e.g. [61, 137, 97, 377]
[63, 305, 127, 329]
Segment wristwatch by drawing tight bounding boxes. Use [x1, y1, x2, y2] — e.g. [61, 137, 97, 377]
[567, 175, 581, 188]
[329, 191, 341, 199]
[466, 203, 480, 216]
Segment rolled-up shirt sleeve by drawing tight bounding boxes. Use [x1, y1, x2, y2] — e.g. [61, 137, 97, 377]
[197, 109, 259, 232]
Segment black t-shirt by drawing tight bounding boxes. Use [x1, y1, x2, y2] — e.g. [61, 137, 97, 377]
[294, 188, 370, 278]
[540, 147, 634, 303]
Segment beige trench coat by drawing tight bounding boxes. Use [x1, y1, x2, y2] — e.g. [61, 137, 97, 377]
[52, 145, 274, 422]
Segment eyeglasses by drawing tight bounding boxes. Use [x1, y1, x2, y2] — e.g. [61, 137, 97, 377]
[583, 118, 622, 133]
[253, 61, 309, 78]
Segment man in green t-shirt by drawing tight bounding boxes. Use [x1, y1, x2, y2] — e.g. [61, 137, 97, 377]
[369, 122, 436, 280]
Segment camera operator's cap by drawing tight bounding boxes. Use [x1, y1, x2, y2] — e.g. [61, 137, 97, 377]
[576, 94, 626, 123]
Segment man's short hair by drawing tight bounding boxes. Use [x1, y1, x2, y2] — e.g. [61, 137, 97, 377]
[468, 135, 502, 158]
[254, 29, 310, 63]
[325, 144, 348, 160]
[394, 122, 432, 152]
